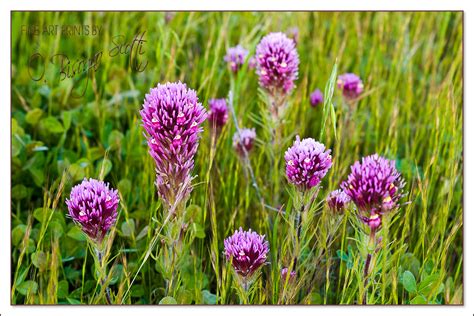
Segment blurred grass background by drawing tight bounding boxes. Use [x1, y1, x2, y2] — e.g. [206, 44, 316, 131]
[11, 11, 462, 305]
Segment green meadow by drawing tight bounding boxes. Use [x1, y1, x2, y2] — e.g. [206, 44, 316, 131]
[11, 11, 463, 305]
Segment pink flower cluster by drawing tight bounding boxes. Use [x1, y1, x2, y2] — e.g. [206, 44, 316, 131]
[341, 154, 405, 230]
[233, 128, 257, 157]
[285, 136, 332, 191]
[224, 227, 270, 278]
[337, 73, 364, 99]
[255, 32, 299, 95]
[224, 45, 249, 73]
[66, 178, 119, 243]
[326, 189, 351, 214]
[208, 98, 229, 130]
[310, 89, 324, 107]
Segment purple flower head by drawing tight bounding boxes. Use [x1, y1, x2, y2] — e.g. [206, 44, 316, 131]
[337, 73, 364, 99]
[66, 178, 119, 243]
[287, 27, 299, 45]
[310, 89, 324, 107]
[208, 98, 228, 130]
[140, 81, 208, 208]
[281, 267, 296, 283]
[326, 189, 351, 214]
[285, 136, 332, 191]
[233, 128, 256, 157]
[224, 45, 249, 73]
[255, 32, 299, 94]
[164, 12, 175, 24]
[248, 56, 257, 70]
[364, 213, 382, 231]
[224, 227, 270, 278]
[341, 154, 405, 229]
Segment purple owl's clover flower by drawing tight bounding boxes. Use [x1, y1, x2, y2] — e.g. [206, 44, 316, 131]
[233, 128, 256, 157]
[326, 189, 351, 214]
[281, 267, 297, 283]
[224, 227, 270, 280]
[337, 73, 364, 100]
[208, 98, 228, 131]
[248, 56, 257, 70]
[164, 12, 175, 24]
[285, 136, 332, 191]
[224, 45, 249, 73]
[310, 89, 324, 107]
[287, 27, 299, 46]
[140, 81, 208, 210]
[342, 155, 404, 305]
[256, 32, 299, 96]
[341, 154, 405, 232]
[66, 178, 120, 243]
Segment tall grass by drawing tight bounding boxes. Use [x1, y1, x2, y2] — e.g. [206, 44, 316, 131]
[11, 11, 462, 304]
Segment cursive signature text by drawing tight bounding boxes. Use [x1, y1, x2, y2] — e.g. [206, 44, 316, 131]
[27, 31, 148, 98]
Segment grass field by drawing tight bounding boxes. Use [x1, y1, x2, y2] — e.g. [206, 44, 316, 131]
[11, 11, 463, 305]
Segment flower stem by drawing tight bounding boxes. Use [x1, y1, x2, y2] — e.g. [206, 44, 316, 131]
[95, 248, 112, 305]
[227, 90, 280, 214]
[292, 197, 305, 272]
[238, 277, 250, 304]
[268, 93, 286, 207]
[362, 228, 376, 305]
[164, 209, 186, 297]
[362, 252, 372, 305]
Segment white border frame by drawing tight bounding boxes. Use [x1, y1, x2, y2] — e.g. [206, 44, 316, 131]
[1, 1, 470, 316]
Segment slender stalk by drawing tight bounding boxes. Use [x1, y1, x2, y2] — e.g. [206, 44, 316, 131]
[362, 229, 376, 305]
[95, 248, 112, 305]
[342, 98, 357, 147]
[292, 203, 304, 269]
[227, 90, 280, 214]
[121, 210, 174, 304]
[242, 278, 249, 292]
[293, 189, 315, 270]
[305, 226, 341, 297]
[290, 191, 306, 304]
[237, 276, 249, 304]
[362, 253, 372, 305]
[164, 206, 187, 297]
[268, 92, 286, 207]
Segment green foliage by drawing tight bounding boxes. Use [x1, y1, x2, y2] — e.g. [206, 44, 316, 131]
[42, 117, 65, 134]
[402, 271, 417, 294]
[159, 296, 177, 304]
[17, 281, 39, 296]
